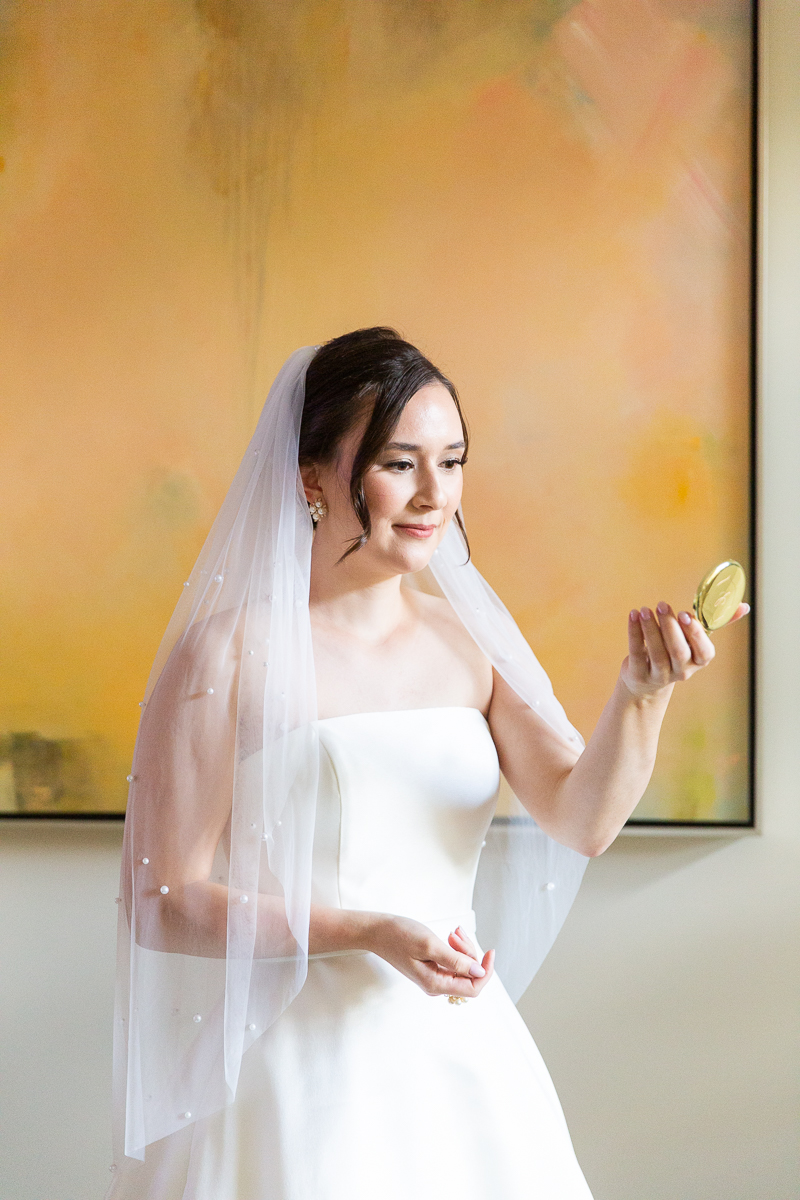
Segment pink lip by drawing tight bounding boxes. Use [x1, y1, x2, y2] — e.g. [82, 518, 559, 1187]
[395, 523, 438, 539]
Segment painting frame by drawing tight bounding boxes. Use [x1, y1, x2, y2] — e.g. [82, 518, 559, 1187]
[624, 0, 759, 833]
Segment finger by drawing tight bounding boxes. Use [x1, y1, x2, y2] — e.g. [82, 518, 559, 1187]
[421, 973, 484, 999]
[655, 602, 694, 678]
[639, 607, 672, 682]
[441, 948, 495, 991]
[448, 930, 477, 960]
[448, 926, 479, 961]
[426, 936, 486, 979]
[419, 948, 495, 998]
[676, 611, 715, 666]
[627, 610, 650, 679]
[727, 602, 751, 625]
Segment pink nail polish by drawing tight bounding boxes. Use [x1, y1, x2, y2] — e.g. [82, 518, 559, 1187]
[641, 607, 652, 620]
[468, 963, 486, 978]
[630, 609, 639, 622]
[679, 611, 691, 626]
[657, 602, 668, 615]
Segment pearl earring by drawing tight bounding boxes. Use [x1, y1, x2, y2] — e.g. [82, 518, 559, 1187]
[308, 497, 328, 524]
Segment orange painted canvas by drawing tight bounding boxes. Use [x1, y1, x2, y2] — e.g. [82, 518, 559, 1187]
[0, 0, 753, 821]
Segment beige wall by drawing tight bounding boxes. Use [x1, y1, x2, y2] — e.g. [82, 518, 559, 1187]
[0, 3, 797, 1198]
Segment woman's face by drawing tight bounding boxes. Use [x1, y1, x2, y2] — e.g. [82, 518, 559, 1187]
[306, 382, 466, 578]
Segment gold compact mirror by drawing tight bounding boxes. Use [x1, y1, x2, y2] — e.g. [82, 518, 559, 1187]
[693, 561, 747, 632]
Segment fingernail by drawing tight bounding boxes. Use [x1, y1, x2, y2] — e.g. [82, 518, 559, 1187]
[641, 607, 652, 620]
[678, 611, 691, 626]
[468, 963, 486, 978]
[456, 925, 465, 936]
[630, 609, 639, 622]
[743, 603, 751, 613]
[656, 602, 669, 615]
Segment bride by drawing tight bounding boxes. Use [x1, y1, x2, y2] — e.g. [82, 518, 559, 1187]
[107, 327, 747, 1200]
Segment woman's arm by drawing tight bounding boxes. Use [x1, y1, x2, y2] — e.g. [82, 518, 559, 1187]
[128, 610, 308, 960]
[309, 905, 495, 999]
[488, 601, 749, 857]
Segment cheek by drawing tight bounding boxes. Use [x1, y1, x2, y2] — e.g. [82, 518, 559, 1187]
[362, 474, 409, 517]
[360, 470, 464, 521]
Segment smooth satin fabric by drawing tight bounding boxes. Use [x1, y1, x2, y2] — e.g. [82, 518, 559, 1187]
[107, 708, 592, 1200]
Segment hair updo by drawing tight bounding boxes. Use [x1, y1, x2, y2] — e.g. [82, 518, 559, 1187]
[300, 327, 469, 559]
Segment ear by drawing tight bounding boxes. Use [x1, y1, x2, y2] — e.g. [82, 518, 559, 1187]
[299, 462, 324, 505]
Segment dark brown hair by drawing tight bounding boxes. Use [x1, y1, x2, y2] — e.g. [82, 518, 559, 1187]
[300, 327, 469, 559]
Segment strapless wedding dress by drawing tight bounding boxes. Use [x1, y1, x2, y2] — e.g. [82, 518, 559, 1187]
[107, 708, 592, 1200]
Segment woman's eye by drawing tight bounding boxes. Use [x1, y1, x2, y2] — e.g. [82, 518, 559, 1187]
[382, 456, 464, 472]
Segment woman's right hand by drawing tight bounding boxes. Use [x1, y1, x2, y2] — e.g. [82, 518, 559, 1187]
[365, 914, 495, 999]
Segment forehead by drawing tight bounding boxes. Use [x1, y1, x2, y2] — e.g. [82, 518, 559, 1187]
[390, 382, 463, 443]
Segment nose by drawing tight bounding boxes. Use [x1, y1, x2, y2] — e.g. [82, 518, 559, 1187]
[413, 465, 448, 512]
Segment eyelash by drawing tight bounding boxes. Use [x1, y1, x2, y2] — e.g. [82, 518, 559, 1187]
[384, 458, 465, 472]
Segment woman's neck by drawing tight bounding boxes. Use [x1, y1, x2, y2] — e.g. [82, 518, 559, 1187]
[309, 559, 408, 645]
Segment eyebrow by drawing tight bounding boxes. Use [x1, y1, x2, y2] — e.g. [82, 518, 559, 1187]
[384, 440, 466, 452]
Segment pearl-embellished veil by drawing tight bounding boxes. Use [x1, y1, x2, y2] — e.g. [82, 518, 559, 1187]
[111, 345, 588, 1166]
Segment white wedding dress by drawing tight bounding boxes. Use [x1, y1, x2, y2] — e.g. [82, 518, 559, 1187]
[107, 707, 592, 1200]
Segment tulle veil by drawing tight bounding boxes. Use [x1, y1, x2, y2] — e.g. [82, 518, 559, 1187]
[111, 345, 588, 1166]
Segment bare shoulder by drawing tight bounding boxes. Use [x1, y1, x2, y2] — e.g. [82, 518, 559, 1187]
[153, 606, 245, 701]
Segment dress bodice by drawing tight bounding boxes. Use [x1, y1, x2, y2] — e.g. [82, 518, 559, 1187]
[311, 707, 500, 925]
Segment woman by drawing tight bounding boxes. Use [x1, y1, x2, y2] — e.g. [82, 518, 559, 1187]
[107, 328, 747, 1199]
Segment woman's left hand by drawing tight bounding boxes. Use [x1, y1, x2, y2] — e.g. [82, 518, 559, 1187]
[620, 601, 750, 701]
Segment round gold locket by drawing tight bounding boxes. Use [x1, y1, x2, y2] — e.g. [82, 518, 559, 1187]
[692, 561, 747, 632]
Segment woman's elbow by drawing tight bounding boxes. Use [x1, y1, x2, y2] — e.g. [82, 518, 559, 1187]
[577, 826, 622, 858]
[134, 885, 227, 956]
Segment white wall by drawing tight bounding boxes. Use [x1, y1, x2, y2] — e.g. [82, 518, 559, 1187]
[0, 824, 122, 1199]
[1, 5, 797, 1199]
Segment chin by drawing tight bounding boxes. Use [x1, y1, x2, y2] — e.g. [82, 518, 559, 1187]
[381, 532, 444, 576]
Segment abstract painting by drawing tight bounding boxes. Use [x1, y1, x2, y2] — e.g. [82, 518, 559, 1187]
[0, 0, 754, 821]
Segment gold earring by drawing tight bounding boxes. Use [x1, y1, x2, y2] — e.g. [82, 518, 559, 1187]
[308, 497, 328, 524]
